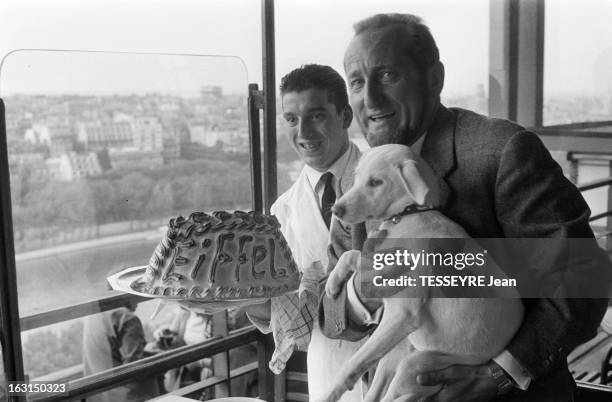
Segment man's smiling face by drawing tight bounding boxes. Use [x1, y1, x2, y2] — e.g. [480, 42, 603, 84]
[281, 88, 349, 171]
[344, 25, 431, 147]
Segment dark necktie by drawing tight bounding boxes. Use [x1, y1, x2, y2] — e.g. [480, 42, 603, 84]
[320, 172, 335, 229]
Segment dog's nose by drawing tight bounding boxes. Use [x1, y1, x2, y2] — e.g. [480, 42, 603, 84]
[332, 204, 344, 218]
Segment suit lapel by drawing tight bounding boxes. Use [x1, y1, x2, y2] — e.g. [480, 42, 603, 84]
[421, 106, 456, 210]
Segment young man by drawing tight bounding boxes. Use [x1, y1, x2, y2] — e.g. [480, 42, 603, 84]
[246, 64, 366, 401]
[321, 13, 611, 402]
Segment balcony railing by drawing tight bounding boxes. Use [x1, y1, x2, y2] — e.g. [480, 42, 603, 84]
[28, 325, 273, 402]
[571, 152, 612, 252]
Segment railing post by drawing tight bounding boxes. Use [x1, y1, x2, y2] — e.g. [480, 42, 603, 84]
[606, 161, 612, 252]
[258, 334, 276, 401]
[248, 83, 264, 213]
[568, 152, 579, 185]
[212, 311, 230, 398]
[274, 370, 286, 402]
[261, 0, 277, 214]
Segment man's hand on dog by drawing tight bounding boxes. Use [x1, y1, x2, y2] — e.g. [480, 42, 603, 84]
[416, 362, 499, 402]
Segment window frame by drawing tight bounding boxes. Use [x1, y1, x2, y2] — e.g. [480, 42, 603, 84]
[2, 0, 612, 399]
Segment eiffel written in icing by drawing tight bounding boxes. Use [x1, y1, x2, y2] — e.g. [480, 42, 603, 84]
[160, 227, 291, 285]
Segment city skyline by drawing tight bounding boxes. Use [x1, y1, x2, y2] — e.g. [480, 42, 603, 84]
[1, 0, 609, 99]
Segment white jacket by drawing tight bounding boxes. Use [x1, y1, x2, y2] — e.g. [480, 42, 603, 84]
[271, 141, 365, 402]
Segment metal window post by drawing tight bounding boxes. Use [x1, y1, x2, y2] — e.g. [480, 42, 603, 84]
[0, 99, 26, 402]
[262, 0, 277, 214]
[489, 0, 544, 127]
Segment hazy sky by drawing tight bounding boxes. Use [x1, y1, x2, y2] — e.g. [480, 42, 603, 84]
[0, 0, 610, 97]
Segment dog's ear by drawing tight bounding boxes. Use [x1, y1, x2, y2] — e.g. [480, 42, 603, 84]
[396, 160, 430, 206]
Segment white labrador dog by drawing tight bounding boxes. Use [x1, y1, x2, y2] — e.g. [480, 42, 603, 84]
[320, 144, 524, 402]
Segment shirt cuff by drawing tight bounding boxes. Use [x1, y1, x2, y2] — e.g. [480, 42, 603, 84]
[493, 350, 532, 390]
[346, 272, 383, 326]
[246, 312, 272, 334]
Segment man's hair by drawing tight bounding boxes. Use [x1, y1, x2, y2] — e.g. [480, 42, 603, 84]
[279, 64, 349, 113]
[353, 13, 439, 74]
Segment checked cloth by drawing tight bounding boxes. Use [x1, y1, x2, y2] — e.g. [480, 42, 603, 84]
[248, 261, 324, 374]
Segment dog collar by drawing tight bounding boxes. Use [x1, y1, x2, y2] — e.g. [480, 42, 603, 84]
[388, 205, 437, 224]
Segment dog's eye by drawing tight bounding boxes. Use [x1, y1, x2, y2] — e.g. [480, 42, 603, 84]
[368, 178, 383, 187]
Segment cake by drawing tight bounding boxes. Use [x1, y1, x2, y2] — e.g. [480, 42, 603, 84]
[131, 210, 301, 300]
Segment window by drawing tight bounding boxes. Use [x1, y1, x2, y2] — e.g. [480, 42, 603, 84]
[1, 50, 254, 394]
[544, 0, 612, 125]
[0, 0, 265, 397]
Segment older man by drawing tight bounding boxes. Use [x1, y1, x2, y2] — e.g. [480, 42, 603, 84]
[321, 13, 611, 402]
[246, 64, 366, 401]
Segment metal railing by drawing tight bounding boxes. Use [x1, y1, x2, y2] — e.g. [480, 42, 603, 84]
[27, 326, 272, 402]
[570, 152, 612, 252]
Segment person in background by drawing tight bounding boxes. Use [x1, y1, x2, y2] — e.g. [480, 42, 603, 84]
[82, 304, 159, 402]
[153, 305, 258, 398]
[152, 304, 214, 395]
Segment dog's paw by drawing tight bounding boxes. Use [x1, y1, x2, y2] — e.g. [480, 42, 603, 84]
[326, 250, 361, 297]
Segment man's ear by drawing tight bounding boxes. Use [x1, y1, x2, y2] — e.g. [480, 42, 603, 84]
[341, 105, 353, 129]
[428, 61, 445, 98]
[396, 160, 430, 206]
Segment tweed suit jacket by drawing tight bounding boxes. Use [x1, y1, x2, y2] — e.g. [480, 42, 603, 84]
[320, 105, 611, 401]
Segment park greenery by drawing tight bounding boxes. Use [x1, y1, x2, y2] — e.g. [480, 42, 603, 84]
[22, 321, 84, 379]
[12, 139, 296, 237]
[8, 141, 298, 253]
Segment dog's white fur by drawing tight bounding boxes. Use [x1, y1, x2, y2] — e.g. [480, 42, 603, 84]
[321, 144, 524, 401]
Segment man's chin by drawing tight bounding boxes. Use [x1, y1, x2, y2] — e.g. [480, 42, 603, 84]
[302, 155, 325, 170]
[365, 129, 402, 147]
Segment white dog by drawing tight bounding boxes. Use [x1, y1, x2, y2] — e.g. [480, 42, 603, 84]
[320, 144, 524, 402]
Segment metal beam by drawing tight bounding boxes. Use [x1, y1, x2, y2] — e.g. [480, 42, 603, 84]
[261, 0, 277, 213]
[489, 0, 517, 120]
[248, 83, 264, 213]
[0, 99, 26, 401]
[515, 0, 544, 127]
[489, 0, 544, 127]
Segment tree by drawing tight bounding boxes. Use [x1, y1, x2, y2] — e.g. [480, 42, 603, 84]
[115, 172, 154, 221]
[145, 182, 175, 218]
[88, 179, 118, 224]
[22, 180, 96, 227]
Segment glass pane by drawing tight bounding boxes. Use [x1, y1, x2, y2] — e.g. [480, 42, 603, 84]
[0, 0, 262, 86]
[275, 0, 490, 193]
[544, 0, 612, 125]
[0, 50, 251, 388]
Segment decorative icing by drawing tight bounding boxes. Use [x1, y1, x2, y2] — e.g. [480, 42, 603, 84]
[131, 210, 300, 300]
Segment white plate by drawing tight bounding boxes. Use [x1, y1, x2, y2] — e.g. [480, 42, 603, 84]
[107, 266, 277, 313]
[108, 266, 265, 300]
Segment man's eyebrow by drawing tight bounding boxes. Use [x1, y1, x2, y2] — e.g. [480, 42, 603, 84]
[371, 64, 395, 72]
[307, 107, 327, 112]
